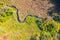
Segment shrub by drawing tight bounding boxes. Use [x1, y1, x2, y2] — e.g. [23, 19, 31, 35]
[53, 15, 60, 23]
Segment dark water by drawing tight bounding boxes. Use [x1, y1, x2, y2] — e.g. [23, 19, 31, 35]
[52, 0, 60, 13]
[48, 0, 60, 16]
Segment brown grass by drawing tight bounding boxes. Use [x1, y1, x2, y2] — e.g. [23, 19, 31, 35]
[10, 0, 54, 21]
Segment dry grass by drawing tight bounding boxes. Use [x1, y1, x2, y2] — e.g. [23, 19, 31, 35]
[10, 0, 54, 21]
